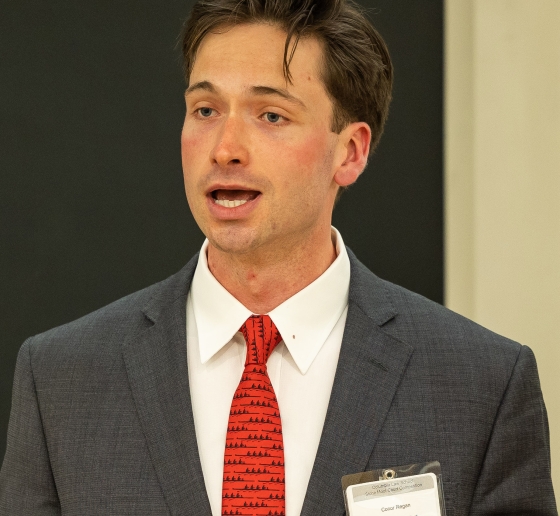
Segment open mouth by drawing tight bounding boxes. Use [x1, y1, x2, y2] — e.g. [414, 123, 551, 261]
[210, 189, 261, 208]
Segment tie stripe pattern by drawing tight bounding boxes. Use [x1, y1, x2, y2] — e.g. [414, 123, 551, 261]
[222, 315, 285, 516]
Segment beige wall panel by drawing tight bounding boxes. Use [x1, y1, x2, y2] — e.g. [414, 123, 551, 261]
[446, 0, 560, 494]
[444, 0, 475, 319]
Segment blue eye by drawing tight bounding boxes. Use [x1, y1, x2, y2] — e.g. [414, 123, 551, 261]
[198, 107, 214, 117]
[265, 112, 281, 123]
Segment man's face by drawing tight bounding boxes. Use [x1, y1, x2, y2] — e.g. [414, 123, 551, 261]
[181, 23, 359, 257]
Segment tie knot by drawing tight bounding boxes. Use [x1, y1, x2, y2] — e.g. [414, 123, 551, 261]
[240, 315, 282, 365]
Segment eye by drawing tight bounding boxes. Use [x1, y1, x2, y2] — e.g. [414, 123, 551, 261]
[196, 107, 215, 117]
[263, 112, 284, 124]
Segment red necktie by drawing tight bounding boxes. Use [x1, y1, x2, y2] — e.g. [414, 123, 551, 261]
[222, 315, 285, 516]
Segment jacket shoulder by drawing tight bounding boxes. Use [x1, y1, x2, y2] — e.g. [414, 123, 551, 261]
[347, 250, 523, 378]
[24, 259, 196, 362]
[373, 277, 528, 402]
[382, 277, 520, 354]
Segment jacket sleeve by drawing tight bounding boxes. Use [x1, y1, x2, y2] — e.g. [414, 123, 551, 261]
[469, 345, 557, 515]
[0, 338, 61, 515]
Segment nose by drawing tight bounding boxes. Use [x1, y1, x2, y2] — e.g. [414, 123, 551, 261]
[211, 115, 249, 168]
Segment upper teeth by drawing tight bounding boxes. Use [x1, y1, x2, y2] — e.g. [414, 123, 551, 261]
[215, 199, 248, 208]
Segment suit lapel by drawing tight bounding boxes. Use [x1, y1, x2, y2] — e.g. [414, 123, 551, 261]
[301, 251, 414, 516]
[122, 256, 213, 516]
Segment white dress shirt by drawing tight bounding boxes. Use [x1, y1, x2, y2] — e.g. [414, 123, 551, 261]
[186, 228, 351, 516]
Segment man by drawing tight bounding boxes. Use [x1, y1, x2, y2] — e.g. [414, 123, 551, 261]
[0, 0, 556, 514]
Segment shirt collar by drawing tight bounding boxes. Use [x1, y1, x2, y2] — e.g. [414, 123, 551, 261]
[190, 227, 350, 374]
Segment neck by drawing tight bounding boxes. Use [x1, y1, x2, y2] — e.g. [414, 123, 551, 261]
[206, 224, 337, 314]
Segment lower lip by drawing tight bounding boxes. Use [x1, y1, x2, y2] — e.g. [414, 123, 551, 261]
[206, 193, 262, 220]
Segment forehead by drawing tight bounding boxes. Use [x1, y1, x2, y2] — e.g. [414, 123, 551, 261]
[189, 23, 326, 96]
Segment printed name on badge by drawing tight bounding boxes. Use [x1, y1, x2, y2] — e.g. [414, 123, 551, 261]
[346, 473, 441, 516]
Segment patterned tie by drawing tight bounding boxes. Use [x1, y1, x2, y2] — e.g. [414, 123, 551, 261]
[222, 315, 285, 516]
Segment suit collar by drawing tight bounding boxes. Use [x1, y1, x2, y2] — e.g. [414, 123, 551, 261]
[140, 255, 199, 325]
[345, 248, 397, 327]
[122, 254, 213, 516]
[301, 250, 413, 516]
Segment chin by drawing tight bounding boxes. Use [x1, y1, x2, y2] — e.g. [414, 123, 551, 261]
[207, 225, 263, 256]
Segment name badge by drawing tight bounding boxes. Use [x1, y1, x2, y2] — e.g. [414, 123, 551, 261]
[346, 473, 441, 516]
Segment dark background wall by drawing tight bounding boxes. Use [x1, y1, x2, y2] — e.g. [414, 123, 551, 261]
[0, 1, 443, 461]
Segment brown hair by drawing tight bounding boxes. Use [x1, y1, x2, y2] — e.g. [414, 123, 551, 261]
[180, 0, 393, 155]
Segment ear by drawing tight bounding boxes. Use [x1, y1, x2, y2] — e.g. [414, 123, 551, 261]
[333, 122, 371, 187]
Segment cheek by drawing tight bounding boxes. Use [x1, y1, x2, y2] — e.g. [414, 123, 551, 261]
[181, 128, 205, 165]
[266, 134, 334, 221]
[181, 128, 210, 190]
[297, 130, 330, 164]
[281, 133, 333, 186]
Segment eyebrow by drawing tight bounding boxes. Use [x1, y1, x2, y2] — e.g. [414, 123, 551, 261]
[250, 85, 306, 108]
[185, 81, 306, 109]
[185, 80, 217, 96]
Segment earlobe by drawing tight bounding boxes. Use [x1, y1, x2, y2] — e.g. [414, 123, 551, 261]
[333, 123, 371, 187]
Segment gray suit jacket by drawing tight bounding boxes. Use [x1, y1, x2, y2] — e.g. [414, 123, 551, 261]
[0, 250, 557, 515]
